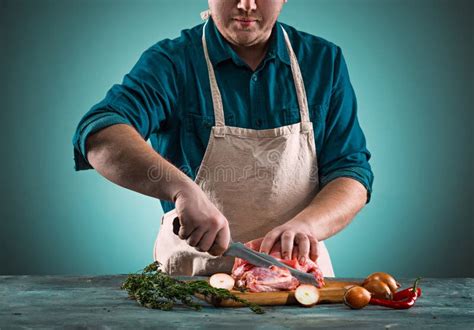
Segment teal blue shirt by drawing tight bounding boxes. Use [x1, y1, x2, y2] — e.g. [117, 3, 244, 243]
[72, 18, 374, 212]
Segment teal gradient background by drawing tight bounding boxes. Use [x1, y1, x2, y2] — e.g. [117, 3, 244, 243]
[1, 0, 472, 277]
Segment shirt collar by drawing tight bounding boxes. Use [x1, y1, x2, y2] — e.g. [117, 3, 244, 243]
[205, 17, 291, 67]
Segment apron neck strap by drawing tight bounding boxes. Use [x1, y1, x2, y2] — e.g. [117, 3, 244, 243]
[280, 26, 310, 124]
[201, 21, 311, 128]
[202, 21, 226, 127]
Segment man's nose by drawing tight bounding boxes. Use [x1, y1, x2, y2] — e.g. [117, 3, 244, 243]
[237, 0, 257, 13]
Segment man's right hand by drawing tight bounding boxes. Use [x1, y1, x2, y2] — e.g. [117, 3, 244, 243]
[85, 125, 231, 256]
[173, 184, 231, 256]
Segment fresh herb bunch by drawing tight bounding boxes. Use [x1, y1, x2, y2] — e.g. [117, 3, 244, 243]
[121, 261, 264, 314]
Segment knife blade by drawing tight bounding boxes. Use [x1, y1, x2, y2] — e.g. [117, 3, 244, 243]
[224, 241, 319, 286]
[172, 216, 319, 286]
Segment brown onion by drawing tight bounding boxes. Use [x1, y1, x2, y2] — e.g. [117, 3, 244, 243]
[364, 272, 401, 294]
[363, 280, 392, 300]
[343, 286, 371, 309]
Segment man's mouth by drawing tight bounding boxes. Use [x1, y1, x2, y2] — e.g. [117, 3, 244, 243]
[233, 17, 258, 27]
[235, 18, 257, 22]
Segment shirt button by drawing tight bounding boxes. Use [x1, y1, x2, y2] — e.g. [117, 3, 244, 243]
[255, 119, 262, 127]
[252, 74, 258, 82]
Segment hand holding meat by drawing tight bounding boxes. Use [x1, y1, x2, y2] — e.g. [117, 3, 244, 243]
[173, 184, 230, 256]
[259, 217, 319, 265]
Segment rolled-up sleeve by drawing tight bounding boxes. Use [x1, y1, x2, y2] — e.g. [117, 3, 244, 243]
[72, 45, 178, 170]
[319, 46, 374, 203]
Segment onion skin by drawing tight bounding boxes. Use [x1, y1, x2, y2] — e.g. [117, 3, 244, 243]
[364, 272, 401, 294]
[363, 280, 392, 300]
[343, 286, 371, 309]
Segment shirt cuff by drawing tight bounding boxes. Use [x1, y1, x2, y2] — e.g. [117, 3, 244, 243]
[72, 113, 132, 171]
[320, 167, 374, 204]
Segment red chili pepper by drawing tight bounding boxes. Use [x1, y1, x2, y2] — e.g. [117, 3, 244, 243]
[370, 296, 417, 309]
[393, 286, 422, 301]
[370, 277, 422, 309]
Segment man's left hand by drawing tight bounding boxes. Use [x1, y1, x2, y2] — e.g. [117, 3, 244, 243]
[258, 218, 318, 265]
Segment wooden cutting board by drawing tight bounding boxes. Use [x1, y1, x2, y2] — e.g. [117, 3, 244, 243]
[195, 278, 363, 307]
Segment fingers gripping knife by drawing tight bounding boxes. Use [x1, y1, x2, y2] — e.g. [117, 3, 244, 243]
[172, 217, 319, 286]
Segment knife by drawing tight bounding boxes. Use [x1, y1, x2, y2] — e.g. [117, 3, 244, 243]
[172, 216, 319, 286]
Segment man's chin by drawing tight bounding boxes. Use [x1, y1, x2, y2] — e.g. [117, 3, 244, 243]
[230, 34, 259, 47]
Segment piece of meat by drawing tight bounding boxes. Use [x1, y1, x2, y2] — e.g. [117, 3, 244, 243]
[237, 265, 300, 292]
[231, 238, 325, 292]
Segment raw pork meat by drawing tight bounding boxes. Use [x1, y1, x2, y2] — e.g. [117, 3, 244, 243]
[231, 238, 325, 292]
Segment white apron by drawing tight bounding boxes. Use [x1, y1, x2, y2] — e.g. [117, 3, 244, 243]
[153, 21, 335, 277]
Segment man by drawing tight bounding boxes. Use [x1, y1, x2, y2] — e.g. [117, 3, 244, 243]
[72, 0, 373, 277]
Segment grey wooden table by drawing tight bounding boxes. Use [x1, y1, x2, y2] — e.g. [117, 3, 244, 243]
[0, 276, 472, 329]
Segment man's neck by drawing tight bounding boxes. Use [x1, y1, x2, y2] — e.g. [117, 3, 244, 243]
[230, 41, 270, 71]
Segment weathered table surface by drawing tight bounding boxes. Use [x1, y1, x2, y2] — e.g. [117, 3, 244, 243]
[0, 276, 472, 329]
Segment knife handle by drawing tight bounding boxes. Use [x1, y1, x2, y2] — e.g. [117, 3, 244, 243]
[172, 216, 234, 244]
[172, 217, 180, 236]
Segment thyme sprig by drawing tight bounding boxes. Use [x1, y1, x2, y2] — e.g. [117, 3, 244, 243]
[121, 261, 264, 314]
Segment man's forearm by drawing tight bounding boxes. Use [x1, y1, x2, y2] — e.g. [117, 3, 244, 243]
[86, 124, 194, 202]
[296, 177, 368, 241]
